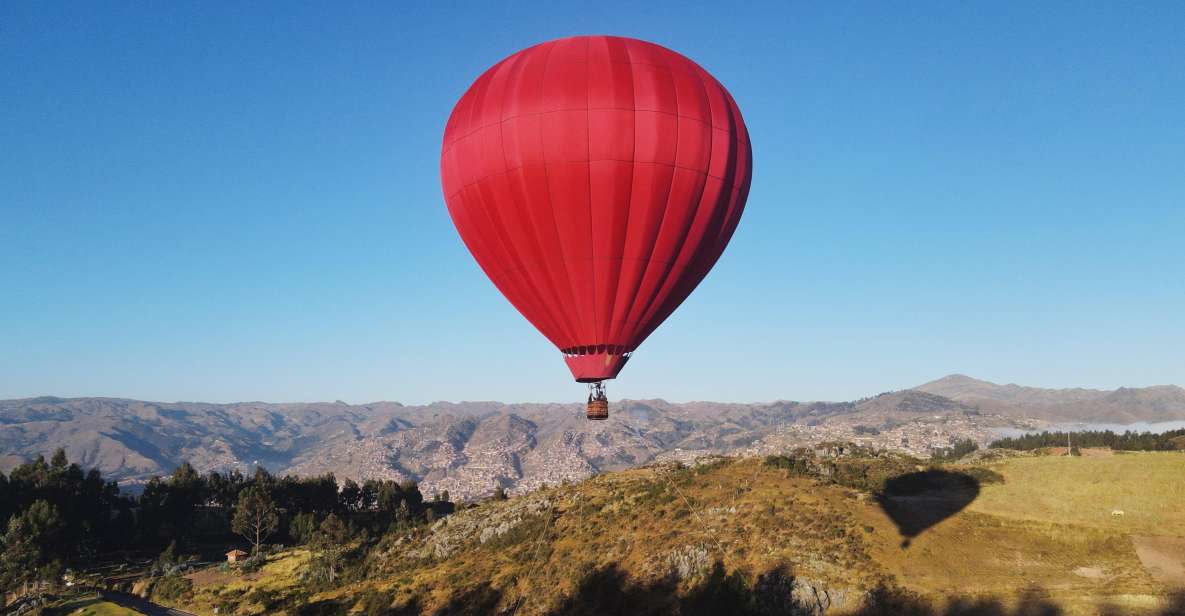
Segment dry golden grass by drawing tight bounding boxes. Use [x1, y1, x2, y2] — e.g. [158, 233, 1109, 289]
[969, 452, 1185, 535]
[857, 452, 1185, 615]
[166, 550, 313, 615]
[176, 453, 1185, 615]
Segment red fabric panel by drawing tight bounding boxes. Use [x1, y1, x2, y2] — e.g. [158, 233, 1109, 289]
[441, 35, 752, 381]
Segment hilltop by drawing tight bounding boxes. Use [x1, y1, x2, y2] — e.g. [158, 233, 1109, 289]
[915, 375, 1185, 423]
[157, 451, 1185, 615]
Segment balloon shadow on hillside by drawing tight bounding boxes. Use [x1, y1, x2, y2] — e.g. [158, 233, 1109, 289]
[874, 469, 981, 548]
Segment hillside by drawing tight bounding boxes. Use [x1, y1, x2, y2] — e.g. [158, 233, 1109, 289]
[159, 452, 1185, 615]
[915, 375, 1185, 423]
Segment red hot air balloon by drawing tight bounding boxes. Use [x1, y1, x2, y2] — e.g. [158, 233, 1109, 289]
[441, 35, 752, 419]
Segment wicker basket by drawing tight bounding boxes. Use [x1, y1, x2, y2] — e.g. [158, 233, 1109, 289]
[586, 398, 609, 420]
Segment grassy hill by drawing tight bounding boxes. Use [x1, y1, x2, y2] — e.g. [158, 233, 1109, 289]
[159, 452, 1185, 615]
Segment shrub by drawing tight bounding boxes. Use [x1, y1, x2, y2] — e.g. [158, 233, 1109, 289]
[763, 454, 812, 475]
[357, 588, 396, 615]
[152, 574, 192, 602]
[932, 439, 979, 462]
[290, 511, 318, 545]
[482, 512, 552, 552]
[246, 587, 280, 609]
[238, 555, 265, 574]
[214, 596, 239, 614]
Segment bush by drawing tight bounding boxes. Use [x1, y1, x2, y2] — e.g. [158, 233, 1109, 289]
[692, 458, 730, 475]
[763, 454, 812, 475]
[357, 588, 395, 615]
[238, 555, 265, 574]
[291, 511, 318, 545]
[932, 439, 979, 462]
[152, 574, 193, 602]
[482, 512, 552, 551]
[246, 587, 281, 609]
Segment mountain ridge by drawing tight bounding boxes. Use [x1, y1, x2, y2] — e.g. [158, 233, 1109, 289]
[914, 374, 1185, 422]
[3, 376, 1183, 501]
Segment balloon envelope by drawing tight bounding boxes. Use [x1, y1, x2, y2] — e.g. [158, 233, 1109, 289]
[441, 35, 752, 382]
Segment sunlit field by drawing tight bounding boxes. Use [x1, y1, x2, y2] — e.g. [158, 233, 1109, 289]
[62, 599, 141, 616]
[970, 452, 1185, 535]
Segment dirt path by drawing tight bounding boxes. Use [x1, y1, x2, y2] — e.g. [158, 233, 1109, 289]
[98, 590, 198, 616]
[1132, 536, 1185, 588]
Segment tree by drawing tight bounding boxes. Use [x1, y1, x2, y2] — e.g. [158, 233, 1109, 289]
[399, 480, 423, 508]
[0, 471, 10, 524]
[340, 479, 361, 512]
[931, 439, 979, 462]
[1, 511, 40, 594]
[359, 480, 379, 511]
[151, 540, 179, 576]
[493, 485, 508, 501]
[375, 481, 404, 513]
[289, 512, 318, 545]
[252, 465, 275, 490]
[232, 486, 279, 556]
[392, 500, 412, 531]
[166, 461, 207, 546]
[309, 513, 349, 585]
[50, 448, 68, 470]
[0, 500, 63, 596]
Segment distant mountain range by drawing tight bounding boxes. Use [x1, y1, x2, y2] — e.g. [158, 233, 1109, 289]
[914, 374, 1185, 423]
[2, 376, 1182, 501]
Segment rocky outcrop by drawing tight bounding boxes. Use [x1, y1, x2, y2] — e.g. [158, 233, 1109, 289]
[664, 544, 712, 579]
[405, 493, 556, 561]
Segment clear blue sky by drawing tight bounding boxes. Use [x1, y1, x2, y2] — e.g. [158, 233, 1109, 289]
[2, 2, 1182, 405]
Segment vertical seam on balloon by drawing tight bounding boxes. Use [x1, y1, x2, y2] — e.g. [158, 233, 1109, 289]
[606, 39, 635, 350]
[469, 181, 563, 344]
[450, 75, 511, 293]
[630, 65, 717, 341]
[668, 76, 747, 341]
[670, 70, 724, 308]
[538, 40, 589, 350]
[502, 48, 581, 346]
[584, 36, 599, 349]
[620, 50, 679, 349]
[472, 174, 570, 344]
[458, 71, 554, 341]
[713, 89, 746, 255]
[606, 39, 638, 349]
[490, 53, 575, 345]
[449, 188, 518, 341]
[636, 71, 738, 344]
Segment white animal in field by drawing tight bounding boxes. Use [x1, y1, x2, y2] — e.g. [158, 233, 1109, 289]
[1111, 510, 1125, 517]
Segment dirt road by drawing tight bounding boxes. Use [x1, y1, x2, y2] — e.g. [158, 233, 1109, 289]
[1132, 536, 1185, 588]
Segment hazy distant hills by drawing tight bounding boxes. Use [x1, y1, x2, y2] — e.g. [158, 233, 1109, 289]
[915, 374, 1185, 423]
[0, 396, 820, 498]
[2, 375, 1182, 501]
